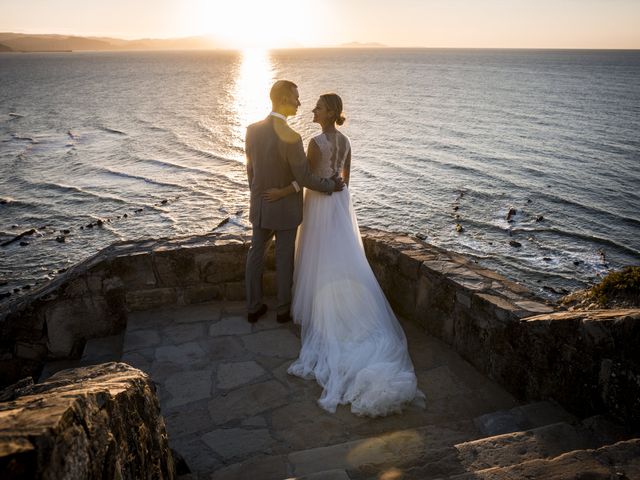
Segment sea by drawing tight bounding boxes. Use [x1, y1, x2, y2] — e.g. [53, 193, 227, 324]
[1, 48, 639, 304]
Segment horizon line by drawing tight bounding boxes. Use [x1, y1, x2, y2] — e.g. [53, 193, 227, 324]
[1, 31, 639, 51]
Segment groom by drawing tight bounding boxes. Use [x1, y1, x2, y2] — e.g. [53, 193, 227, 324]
[245, 80, 344, 323]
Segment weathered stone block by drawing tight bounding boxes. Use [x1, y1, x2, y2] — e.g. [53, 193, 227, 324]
[200, 252, 245, 285]
[45, 296, 122, 358]
[109, 252, 157, 289]
[126, 288, 177, 312]
[224, 282, 246, 301]
[0, 363, 174, 479]
[154, 250, 199, 287]
[14, 341, 47, 361]
[183, 284, 223, 304]
[414, 270, 456, 341]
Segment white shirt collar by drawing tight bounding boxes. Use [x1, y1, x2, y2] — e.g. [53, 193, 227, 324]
[269, 111, 288, 122]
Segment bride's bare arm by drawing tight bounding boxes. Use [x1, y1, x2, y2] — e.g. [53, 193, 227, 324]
[307, 138, 322, 174]
[342, 148, 351, 187]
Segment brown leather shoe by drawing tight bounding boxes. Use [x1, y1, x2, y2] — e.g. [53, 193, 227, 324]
[247, 304, 267, 323]
[276, 311, 292, 324]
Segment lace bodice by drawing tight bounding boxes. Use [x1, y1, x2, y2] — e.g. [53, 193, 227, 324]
[311, 132, 351, 178]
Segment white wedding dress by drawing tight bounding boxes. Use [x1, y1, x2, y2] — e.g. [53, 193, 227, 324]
[288, 132, 424, 416]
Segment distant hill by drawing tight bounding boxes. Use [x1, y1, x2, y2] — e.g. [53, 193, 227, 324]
[0, 33, 224, 52]
[339, 42, 387, 48]
[0, 43, 12, 52]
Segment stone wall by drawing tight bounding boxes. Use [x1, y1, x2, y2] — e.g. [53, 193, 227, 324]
[1, 228, 638, 429]
[0, 233, 263, 386]
[0, 362, 174, 479]
[360, 228, 640, 430]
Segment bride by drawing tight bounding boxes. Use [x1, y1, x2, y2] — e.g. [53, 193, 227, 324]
[264, 93, 424, 417]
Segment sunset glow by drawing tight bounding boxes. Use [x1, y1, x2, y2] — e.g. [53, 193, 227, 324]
[0, 0, 639, 49]
[188, 0, 316, 48]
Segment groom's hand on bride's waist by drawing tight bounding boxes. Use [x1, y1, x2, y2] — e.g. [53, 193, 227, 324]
[331, 174, 345, 193]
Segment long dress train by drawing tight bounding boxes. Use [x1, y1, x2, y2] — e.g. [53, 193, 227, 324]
[287, 132, 424, 417]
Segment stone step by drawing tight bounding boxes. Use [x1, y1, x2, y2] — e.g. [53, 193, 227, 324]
[473, 400, 577, 437]
[446, 438, 640, 480]
[210, 401, 607, 480]
[290, 470, 351, 480]
[210, 421, 479, 480]
[452, 421, 596, 472]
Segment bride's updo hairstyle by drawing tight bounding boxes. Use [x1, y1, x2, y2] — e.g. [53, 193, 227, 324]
[320, 93, 346, 126]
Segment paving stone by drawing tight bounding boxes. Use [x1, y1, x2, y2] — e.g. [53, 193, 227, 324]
[164, 368, 215, 409]
[416, 365, 472, 400]
[202, 428, 273, 460]
[123, 328, 161, 352]
[298, 470, 350, 480]
[171, 435, 223, 475]
[164, 400, 215, 439]
[163, 322, 207, 345]
[121, 347, 155, 369]
[126, 309, 175, 331]
[155, 342, 208, 365]
[208, 380, 290, 424]
[241, 329, 300, 359]
[241, 415, 268, 428]
[216, 361, 266, 390]
[271, 400, 346, 451]
[174, 302, 222, 324]
[209, 454, 289, 480]
[199, 336, 250, 362]
[251, 310, 286, 332]
[208, 316, 252, 336]
[220, 301, 247, 316]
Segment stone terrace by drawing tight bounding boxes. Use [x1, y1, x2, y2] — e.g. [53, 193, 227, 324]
[2, 229, 639, 478]
[36, 299, 638, 479]
[40, 299, 511, 478]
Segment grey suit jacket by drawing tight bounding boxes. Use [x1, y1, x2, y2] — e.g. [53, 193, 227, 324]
[246, 115, 335, 230]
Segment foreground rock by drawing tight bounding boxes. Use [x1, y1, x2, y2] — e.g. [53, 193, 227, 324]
[0, 362, 174, 479]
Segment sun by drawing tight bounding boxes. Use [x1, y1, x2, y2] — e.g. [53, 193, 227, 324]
[190, 0, 316, 49]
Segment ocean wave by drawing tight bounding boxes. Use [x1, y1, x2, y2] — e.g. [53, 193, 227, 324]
[131, 155, 233, 181]
[23, 181, 132, 206]
[174, 139, 239, 165]
[508, 226, 640, 257]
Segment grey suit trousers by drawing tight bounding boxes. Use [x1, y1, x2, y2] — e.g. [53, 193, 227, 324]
[246, 226, 297, 315]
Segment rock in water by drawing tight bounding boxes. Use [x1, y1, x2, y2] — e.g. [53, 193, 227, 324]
[455, 223, 464, 233]
[1, 228, 36, 247]
[536, 215, 545, 222]
[214, 217, 230, 230]
[0, 363, 175, 479]
[506, 207, 517, 221]
[509, 240, 522, 248]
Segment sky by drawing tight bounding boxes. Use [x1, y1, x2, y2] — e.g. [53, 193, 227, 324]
[1, 0, 639, 49]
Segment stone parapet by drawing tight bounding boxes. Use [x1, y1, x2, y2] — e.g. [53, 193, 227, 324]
[360, 228, 640, 429]
[0, 362, 174, 479]
[1, 228, 638, 429]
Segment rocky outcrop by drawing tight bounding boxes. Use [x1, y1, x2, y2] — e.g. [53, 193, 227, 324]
[561, 265, 640, 310]
[0, 362, 174, 479]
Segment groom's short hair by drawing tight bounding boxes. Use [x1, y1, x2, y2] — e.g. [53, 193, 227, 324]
[270, 80, 298, 104]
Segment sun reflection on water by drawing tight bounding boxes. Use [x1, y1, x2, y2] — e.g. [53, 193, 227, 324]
[232, 48, 275, 162]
